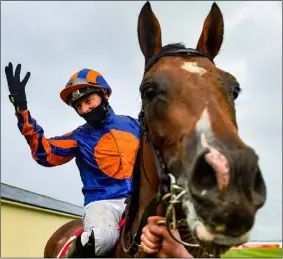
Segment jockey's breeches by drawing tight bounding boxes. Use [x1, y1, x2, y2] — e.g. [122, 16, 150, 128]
[80, 197, 126, 255]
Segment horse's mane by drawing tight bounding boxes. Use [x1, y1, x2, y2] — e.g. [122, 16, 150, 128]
[158, 42, 186, 55]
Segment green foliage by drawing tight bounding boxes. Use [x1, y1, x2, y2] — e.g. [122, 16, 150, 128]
[222, 248, 282, 258]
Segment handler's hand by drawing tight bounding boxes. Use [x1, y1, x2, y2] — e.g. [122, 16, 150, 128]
[140, 216, 193, 258]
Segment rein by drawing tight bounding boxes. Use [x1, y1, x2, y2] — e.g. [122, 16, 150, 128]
[121, 48, 216, 256]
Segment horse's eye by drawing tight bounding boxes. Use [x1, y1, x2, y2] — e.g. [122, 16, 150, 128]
[142, 86, 157, 102]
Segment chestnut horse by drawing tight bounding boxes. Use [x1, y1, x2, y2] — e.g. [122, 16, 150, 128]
[44, 2, 267, 258]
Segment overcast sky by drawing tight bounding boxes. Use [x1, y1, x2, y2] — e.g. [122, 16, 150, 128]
[1, 1, 282, 241]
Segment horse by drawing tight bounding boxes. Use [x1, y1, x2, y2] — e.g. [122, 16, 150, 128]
[44, 2, 267, 258]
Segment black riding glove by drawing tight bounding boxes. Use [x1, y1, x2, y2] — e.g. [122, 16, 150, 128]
[5, 62, 31, 111]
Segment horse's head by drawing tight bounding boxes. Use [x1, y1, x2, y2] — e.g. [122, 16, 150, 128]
[137, 1, 266, 255]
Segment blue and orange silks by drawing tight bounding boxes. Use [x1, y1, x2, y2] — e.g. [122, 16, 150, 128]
[16, 107, 140, 206]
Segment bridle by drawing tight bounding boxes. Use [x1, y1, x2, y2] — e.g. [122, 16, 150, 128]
[121, 48, 218, 256]
[144, 48, 214, 72]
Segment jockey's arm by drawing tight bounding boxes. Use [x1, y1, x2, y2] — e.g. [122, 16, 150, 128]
[15, 109, 77, 167]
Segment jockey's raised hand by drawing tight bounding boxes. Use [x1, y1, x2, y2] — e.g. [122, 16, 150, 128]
[5, 62, 31, 112]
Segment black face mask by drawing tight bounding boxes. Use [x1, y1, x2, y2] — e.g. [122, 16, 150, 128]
[79, 102, 108, 128]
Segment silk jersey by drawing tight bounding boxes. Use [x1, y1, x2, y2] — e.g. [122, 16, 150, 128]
[16, 107, 140, 206]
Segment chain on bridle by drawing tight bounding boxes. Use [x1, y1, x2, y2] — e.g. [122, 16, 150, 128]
[121, 48, 217, 256]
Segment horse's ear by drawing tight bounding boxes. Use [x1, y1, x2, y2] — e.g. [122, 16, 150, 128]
[138, 1, 162, 64]
[196, 2, 224, 60]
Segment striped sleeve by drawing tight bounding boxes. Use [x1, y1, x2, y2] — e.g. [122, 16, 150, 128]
[16, 110, 78, 167]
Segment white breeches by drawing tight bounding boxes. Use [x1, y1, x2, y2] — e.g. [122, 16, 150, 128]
[80, 197, 126, 256]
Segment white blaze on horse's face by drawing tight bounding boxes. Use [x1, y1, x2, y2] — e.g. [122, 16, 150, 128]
[195, 108, 214, 153]
[181, 61, 207, 76]
[195, 108, 231, 191]
[196, 108, 211, 134]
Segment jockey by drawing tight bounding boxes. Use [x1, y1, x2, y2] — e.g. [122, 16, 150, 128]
[5, 62, 140, 257]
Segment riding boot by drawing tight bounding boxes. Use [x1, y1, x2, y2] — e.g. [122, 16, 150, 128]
[76, 230, 96, 258]
[63, 231, 96, 258]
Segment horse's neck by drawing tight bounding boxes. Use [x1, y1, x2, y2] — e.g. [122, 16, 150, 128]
[133, 136, 164, 230]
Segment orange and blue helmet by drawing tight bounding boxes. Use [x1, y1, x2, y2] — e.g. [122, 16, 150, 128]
[60, 68, 112, 106]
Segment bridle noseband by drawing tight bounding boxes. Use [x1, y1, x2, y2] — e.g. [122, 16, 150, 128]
[122, 48, 217, 256]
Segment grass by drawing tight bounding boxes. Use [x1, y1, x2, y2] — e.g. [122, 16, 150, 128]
[221, 248, 282, 258]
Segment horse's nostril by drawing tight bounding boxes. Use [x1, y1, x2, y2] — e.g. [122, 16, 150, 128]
[191, 153, 217, 190]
